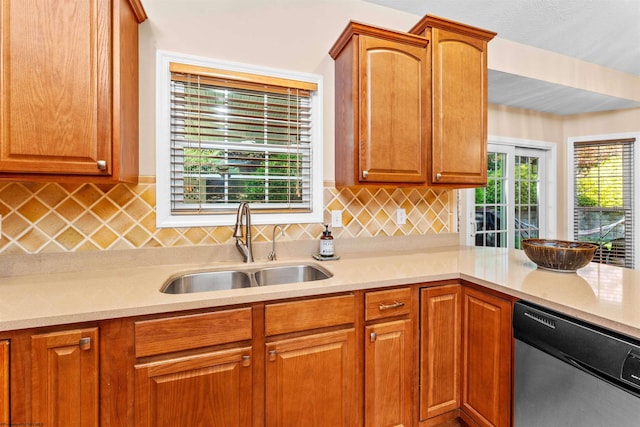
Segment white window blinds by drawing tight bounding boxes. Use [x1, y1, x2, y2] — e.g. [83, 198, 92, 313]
[169, 63, 317, 215]
[573, 138, 634, 268]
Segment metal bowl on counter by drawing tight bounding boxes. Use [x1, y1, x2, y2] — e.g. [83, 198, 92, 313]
[521, 238, 598, 272]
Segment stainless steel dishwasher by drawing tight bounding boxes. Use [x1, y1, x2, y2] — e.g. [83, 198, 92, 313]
[513, 300, 640, 427]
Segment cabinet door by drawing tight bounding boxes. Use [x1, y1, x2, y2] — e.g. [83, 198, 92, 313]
[358, 35, 429, 184]
[365, 320, 413, 427]
[431, 28, 488, 186]
[420, 285, 461, 421]
[461, 287, 512, 427]
[135, 347, 252, 427]
[31, 327, 99, 427]
[0, 0, 112, 176]
[1, 340, 8, 424]
[266, 329, 356, 427]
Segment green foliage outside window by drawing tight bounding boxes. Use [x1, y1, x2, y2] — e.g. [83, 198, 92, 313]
[575, 154, 623, 208]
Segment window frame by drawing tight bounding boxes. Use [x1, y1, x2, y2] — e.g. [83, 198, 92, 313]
[155, 50, 324, 228]
[568, 132, 640, 269]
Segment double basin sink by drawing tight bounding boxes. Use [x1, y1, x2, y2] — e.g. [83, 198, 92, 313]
[161, 263, 333, 294]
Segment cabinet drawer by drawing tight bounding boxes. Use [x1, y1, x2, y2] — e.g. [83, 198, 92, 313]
[265, 294, 355, 336]
[365, 287, 412, 321]
[135, 308, 252, 357]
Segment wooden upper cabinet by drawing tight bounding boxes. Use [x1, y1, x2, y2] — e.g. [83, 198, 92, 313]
[410, 15, 496, 187]
[330, 22, 430, 186]
[0, 0, 147, 183]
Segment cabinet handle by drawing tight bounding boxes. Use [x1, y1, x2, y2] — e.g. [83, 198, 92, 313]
[268, 350, 277, 362]
[435, 172, 442, 181]
[362, 170, 369, 179]
[370, 332, 377, 342]
[379, 301, 405, 311]
[79, 337, 91, 350]
[97, 160, 107, 171]
[242, 355, 251, 367]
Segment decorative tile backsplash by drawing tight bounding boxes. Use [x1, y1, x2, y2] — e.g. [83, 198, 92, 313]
[0, 180, 454, 255]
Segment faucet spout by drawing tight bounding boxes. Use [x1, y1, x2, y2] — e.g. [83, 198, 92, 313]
[233, 202, 254, 263]
[268, 224, 285, 261]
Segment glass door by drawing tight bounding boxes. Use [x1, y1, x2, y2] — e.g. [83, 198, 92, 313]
[514, 149, 542, 248]
[475, 151, 508, 247]
[467, 143, 548, 249]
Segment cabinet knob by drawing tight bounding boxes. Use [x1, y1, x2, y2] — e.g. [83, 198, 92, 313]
[370, 332, 377, 342]
[79, 337, 91, 350]
[435, 173, 442, 181]
[242, 355, 251, 367]
[268, 350, 277, 362]
[362, 170, 369, 179]
[97, 160, 107, 171]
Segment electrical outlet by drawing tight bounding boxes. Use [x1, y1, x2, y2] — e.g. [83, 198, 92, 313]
[331, 210, 343, 228]
[396, 208, 407, 225]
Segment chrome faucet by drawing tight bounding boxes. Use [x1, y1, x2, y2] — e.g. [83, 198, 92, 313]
[233, 202, 254, 263]
[268, 224, 285, 261]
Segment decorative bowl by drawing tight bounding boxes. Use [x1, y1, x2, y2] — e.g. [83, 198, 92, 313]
[521, 239, 598, 272]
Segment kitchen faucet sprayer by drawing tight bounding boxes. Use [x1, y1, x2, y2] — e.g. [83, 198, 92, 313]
[233, 202, 254, 263]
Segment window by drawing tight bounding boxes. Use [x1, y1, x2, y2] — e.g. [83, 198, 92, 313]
[462, 138, 556, 249]
[572, 137, 635, 268]
[156, 51, 323, 227]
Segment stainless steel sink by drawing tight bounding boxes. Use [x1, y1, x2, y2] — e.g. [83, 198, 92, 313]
[161, 270, 252, 294]
[161, 263, 333, 294]
[254, 264, 332, 286]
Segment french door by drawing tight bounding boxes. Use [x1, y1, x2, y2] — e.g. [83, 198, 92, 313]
[464, 142, 552, 249]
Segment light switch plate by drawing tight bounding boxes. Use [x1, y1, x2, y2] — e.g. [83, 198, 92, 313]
[396, 208, 406, 225]
[331, 210, 343, 228]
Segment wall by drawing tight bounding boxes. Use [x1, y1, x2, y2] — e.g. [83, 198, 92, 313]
[137, 0, 422, 179]
[0, 0, 459, 255]
[1, 0, 638, 255]
[0, 182, 453, 254]
[487, 104, 566, 234]
[486, 104, 640, 238]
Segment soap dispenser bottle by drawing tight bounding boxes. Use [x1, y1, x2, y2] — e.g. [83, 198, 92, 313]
[320, 225, 334, 257]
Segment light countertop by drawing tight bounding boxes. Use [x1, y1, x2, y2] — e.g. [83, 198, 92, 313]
[1, 238, 639, 339]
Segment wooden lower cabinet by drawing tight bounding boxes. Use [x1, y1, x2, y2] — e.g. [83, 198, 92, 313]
[1, 340, 8, 424]
[3, 283, 514, 427]
[265, 329, 356, 427]
[420, 285, 462, 422]
[132, 308, 254, 427]
[365, 319, 413, 427]
[31, 327, 99, 427]
[420, 284, 513, 427]
[461, 286, 512, 427]
[363, 286, 414, 427]
[135, 346, 253, 427]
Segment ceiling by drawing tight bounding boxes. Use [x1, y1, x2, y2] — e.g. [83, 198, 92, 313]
[363, 0, 640, 115]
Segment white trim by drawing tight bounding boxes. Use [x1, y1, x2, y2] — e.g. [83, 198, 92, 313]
[459, 136, 557, 246]
[155, 50, 324, 227]
[567, 132, 640, 268]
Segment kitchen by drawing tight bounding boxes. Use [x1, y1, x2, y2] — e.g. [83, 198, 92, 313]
[1, 0, 640, 426]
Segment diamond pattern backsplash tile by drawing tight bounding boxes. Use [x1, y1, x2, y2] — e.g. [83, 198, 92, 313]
[0, 180, 455, 254]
